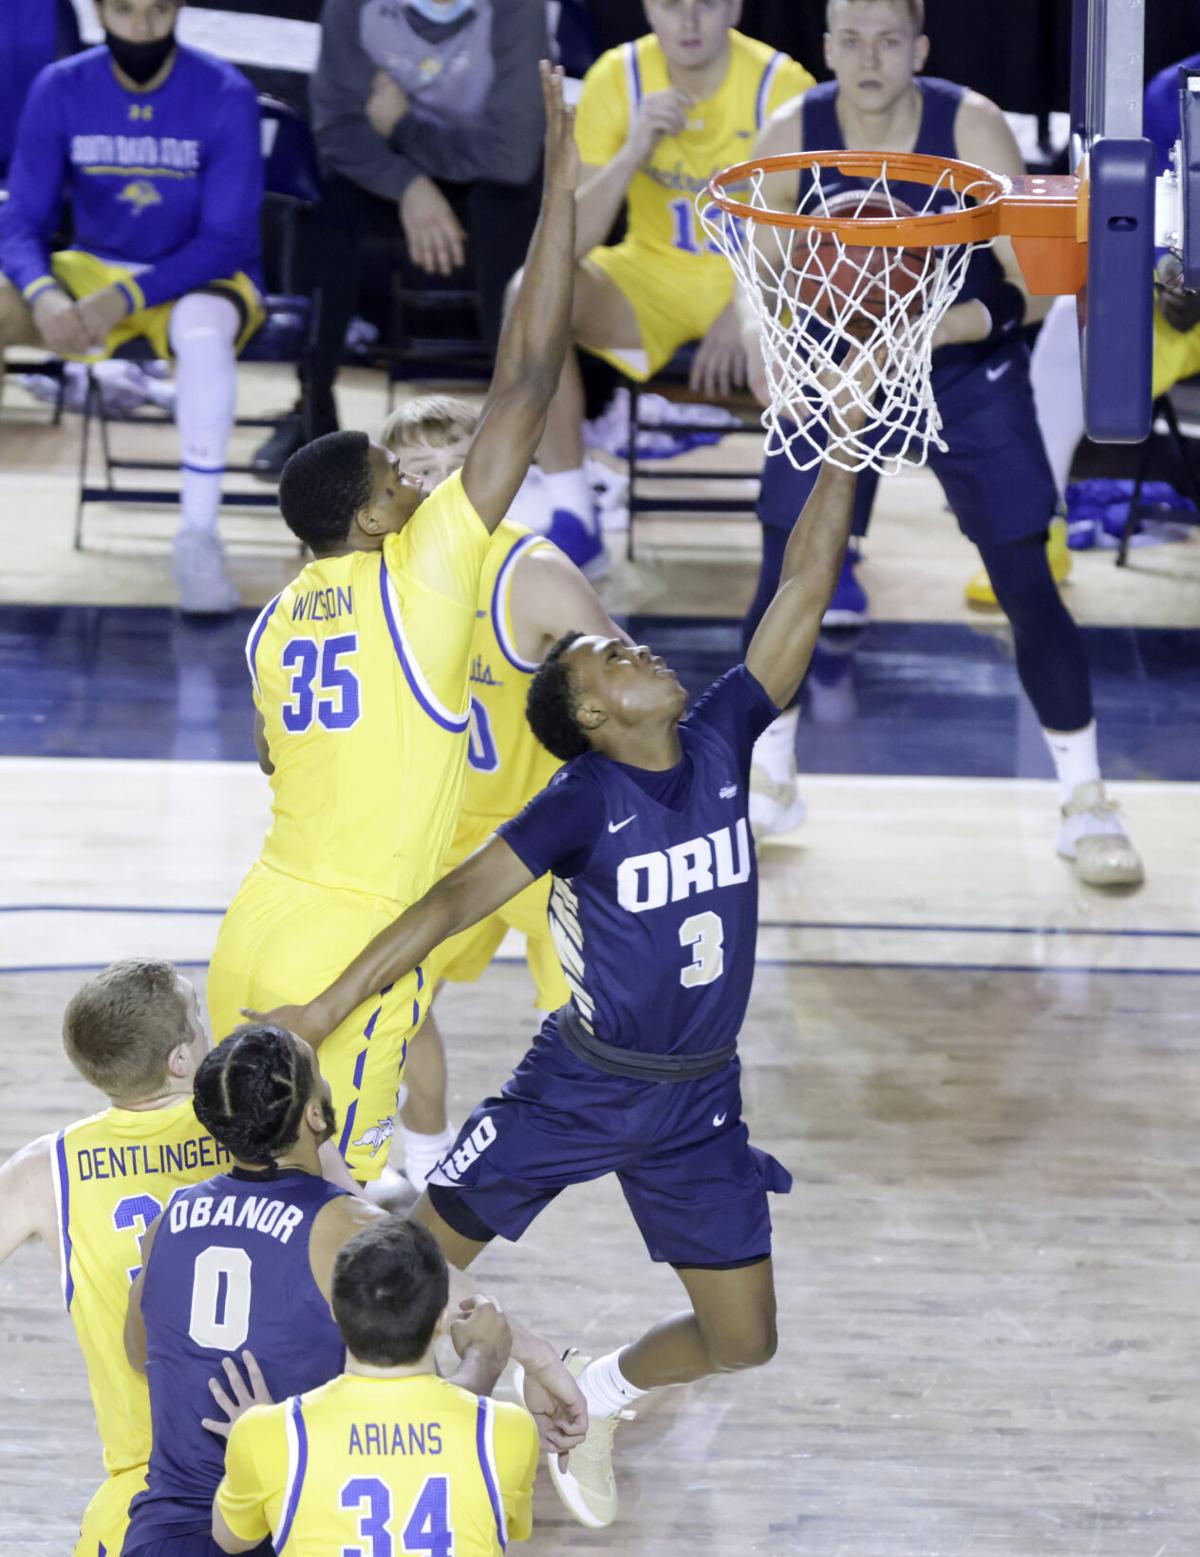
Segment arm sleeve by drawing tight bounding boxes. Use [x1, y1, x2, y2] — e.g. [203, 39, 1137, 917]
[687, 665, 780, 764]
[215, 1406, 286, 1545]
[309, 0, 422, 202]
[493, 1403, 541, 1543]
[497, 764, 604, 881]
[767, 55, 817, 118]
[132, 76, 264, 310]
[389, 1, 547, 187]
[382, 470, 491, 718]
[573, 50, 628, 168]
[0, 66, 68, 302]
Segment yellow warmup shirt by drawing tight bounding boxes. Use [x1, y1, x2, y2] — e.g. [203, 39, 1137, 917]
[217, 1373, 540, 1555]
[247, 469, 491, 905]
[50, 1099, 229, 1474]
[575, 30, 813, 273]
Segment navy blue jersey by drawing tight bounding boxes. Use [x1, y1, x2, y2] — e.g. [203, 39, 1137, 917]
[128, 1167, 347, 1546]
[0, 43, 263, 311]
[499, 666, 778, 1059]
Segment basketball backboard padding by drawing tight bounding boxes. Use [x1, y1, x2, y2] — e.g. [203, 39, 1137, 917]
[1082, 136, 1156, 442]
[1180, 67, 1200, 289]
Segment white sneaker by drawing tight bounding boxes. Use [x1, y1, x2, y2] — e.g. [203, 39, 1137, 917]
[173, 530, 239, 615]
[544, 1351, 631, 1529]
[1056, 780, 1144, 887]
[748, 763, 807, 841]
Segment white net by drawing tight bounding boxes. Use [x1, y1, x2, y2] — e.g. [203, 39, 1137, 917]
[698, 162, 996, 474]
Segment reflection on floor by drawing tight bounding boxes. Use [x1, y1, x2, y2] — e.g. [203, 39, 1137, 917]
[3, 604, 1197, 779]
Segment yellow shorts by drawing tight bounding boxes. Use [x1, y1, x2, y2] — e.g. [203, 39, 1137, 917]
[583, 240, 732, 381]
[207, 862, 430, 1181]
[75, 1464, 147, 1557]
[433, 849, 567, 1014]
[51, 249, 264, 362]
[1152, 304, 1200, 399]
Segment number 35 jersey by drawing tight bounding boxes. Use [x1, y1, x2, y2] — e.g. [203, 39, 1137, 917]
[246, 470, 491, 904]
[498, 666, 780, 1059]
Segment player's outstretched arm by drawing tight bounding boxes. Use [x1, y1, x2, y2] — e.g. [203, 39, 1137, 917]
[460, 64, 580, 531]
[743, 349, 876, 708]
[123, 1216, 162, 1373]
[245, 837, 536, 1049]
[0, 1137, 56, 1264]
[511, 543, 631, 654]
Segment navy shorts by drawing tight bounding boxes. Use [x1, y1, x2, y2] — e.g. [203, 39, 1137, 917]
[758, 338, 1057, 548]
[426, 1017, 792, 1268]
[122, 1536, 272, 1556]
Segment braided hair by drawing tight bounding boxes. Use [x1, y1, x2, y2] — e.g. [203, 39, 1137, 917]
[193, 1025, 315, 1169]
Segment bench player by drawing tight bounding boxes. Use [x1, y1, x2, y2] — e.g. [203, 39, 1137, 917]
[212, 1219, 537, 1555]
[0, 961, 228, 1557]
[737, 0, 1143, 888]
[121, 1024, 583, 1555]
[527, 0, 814, 572]
[378, 395, 628, 1189]
[245, 353, 880, 1528]
[206, 67, 582, 1186]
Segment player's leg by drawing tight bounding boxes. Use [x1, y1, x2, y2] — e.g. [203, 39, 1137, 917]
[932, 350, 1143, 886]
[166, 291, 242, 614]
[745, 440, 878, 837]
[399, 1004, 456, 1191]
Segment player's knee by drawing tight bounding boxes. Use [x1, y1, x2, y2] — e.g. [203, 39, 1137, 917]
[705, 1314, 778, 1373]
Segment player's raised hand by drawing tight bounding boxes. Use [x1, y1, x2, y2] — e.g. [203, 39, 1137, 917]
[201, 1350, 273, 1439]
[540, 61, 579, 193]
[626, 88, 691, 165]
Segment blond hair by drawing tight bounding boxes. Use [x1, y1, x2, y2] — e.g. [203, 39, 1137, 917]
[380, 394, 479, 453]
[826, 0, 924, 29]
[63, 959, 191, 1098]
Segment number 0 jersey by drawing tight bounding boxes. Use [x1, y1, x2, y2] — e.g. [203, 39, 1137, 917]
[460, 519, 561, 831]
[50, 1099, 229, 1476]
[217, 1374, 539, 1555]
[246, 471, 491, 904]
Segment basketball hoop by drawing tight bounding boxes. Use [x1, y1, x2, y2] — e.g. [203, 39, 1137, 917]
[699, 151, 1084, 475]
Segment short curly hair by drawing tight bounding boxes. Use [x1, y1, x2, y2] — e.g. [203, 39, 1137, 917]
[279, 430, 373, 552]
[526, 631, 592, 761]
[193, 1025, 315, 1167]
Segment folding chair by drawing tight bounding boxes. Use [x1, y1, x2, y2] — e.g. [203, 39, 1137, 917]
[1116, 376, 1200, 565]
[73, 95, 320, 549]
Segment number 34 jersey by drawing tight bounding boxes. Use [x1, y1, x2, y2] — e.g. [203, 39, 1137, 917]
[498, 666, 780, 1059]
[246, 470, 491, 905]
[131, 1168, 348, 1545]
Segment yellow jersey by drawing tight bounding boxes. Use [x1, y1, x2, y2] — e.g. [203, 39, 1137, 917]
[217, 1373, 539, 1555]
[575, 30, 813, 277]
[247, 470, 491, 903]
[460, 520, 561, 831]
[50, 1099, 229, 1475]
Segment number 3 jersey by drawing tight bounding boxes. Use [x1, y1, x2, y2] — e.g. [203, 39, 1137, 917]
[245, 470, 491, 905]
[129, 1167, 348, 1546]
[50, 1099, 229, 1478]
[498, 665, 780, 1058]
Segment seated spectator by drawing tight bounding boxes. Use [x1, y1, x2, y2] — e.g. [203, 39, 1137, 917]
[0, 0, 264, 615]
[521, 0, 813, 574]
[0, 0, 80, 176]
[255, 0, 548, 474]
[212, 1218, 539, 1555]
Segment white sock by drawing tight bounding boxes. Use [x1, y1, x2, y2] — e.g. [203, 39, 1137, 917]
[544, 467, 595, 531]
[507, 466, 552, 534]
[1042, 719, 1101, 805]
[578, 1349, 647, 1420]
[1029, 293, 1084, 503]
[751, 707, 799, 785]
[403, 1124, 457, 1192]
[169, 292, 239, 534]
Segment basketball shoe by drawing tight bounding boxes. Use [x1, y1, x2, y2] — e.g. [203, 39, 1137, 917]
[514, 1350, 631, 1528]
[1056, 780, 1144, 887]
[965, 516, 1071, 608]
[173, 530, 239, 615]
[545, 508, 610, 580]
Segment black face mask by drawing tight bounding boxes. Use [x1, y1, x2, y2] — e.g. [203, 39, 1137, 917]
[105, 28, 177, 86]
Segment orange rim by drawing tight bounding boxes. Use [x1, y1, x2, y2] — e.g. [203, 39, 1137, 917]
[703, 153, 1077, 250]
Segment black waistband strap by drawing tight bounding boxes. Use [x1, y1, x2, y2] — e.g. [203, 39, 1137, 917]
[556, 1003, 736, 1083]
